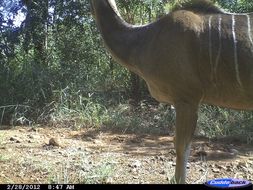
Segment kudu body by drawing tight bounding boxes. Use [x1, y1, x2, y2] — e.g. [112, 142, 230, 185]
[91, 0, 253, 183]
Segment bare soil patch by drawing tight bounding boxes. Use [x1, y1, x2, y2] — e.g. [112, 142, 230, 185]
[0, 126, 252, 184]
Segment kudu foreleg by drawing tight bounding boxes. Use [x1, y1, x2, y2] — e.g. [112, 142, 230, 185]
[174, 102, 198, 184]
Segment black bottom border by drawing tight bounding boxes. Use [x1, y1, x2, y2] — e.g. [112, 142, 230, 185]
[1, 184, 252, 190]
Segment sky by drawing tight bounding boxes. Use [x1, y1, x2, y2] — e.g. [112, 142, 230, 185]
[0, 0, 26, 27]
[13, 11, 26, 27]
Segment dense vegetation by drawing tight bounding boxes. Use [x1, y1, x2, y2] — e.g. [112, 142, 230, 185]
[0, 0, 253, 142]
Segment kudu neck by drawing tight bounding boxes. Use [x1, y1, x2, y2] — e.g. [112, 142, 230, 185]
[92, 0, 128, 31]
[91, 0, 141, 71]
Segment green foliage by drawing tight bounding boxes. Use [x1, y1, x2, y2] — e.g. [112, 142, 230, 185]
[0, 0, 253, 142]
[168, 0, 253, 13]
[118, 0, 169, 23]
[214, 0, 253, 12]
[104, 103, 175, 134]
[198, 106, 253, 143]
[169, 0, 223, 13]
[0, 0, 134, 126]
[51, 87, 110, 128]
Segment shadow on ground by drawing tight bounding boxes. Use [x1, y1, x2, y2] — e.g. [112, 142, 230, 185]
[69, 124, 253, 162]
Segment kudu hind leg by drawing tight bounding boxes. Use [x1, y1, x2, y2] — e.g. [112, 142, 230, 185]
[174, 102, 198, 184]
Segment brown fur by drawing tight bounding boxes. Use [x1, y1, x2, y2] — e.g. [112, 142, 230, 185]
[91, 0, 253, 184]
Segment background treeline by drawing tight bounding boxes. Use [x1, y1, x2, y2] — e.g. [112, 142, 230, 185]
[0, 0, 253, 142]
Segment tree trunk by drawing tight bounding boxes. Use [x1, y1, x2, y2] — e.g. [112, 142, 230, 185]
[23, 0, 51, 104]
[129, 72, 141, 106]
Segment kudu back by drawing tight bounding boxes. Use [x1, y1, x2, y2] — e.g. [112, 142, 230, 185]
[91, 0, 253, 183]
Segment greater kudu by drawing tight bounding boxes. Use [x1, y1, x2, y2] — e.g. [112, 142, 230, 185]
[91, 0, 253, 183]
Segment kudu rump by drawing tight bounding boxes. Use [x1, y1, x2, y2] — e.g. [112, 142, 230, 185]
[91, 0, 253, 183]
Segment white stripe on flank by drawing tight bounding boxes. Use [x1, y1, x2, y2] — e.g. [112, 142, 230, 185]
[247, 15, 253, 50]
[232, 15, 243, 87]
[209, 16, 213, 80]
[214, 15, 222, 81]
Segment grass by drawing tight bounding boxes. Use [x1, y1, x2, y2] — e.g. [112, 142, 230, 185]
[103, 102, 175, 135]
[0, 105, 33, 127]
[198, 105, 253, 144]
[48, 153, 116, 184]
[81, 158, 116, 184]
[47, 87, 253, 144]
[2, 86, 253, 144]
[50, 88, 110, 129]
[0, 155, 10, 162]
[18, 156, 51, 182]
[50, 88, 173, 135]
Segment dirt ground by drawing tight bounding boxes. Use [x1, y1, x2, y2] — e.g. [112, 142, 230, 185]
[0, 125, 253, 184]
